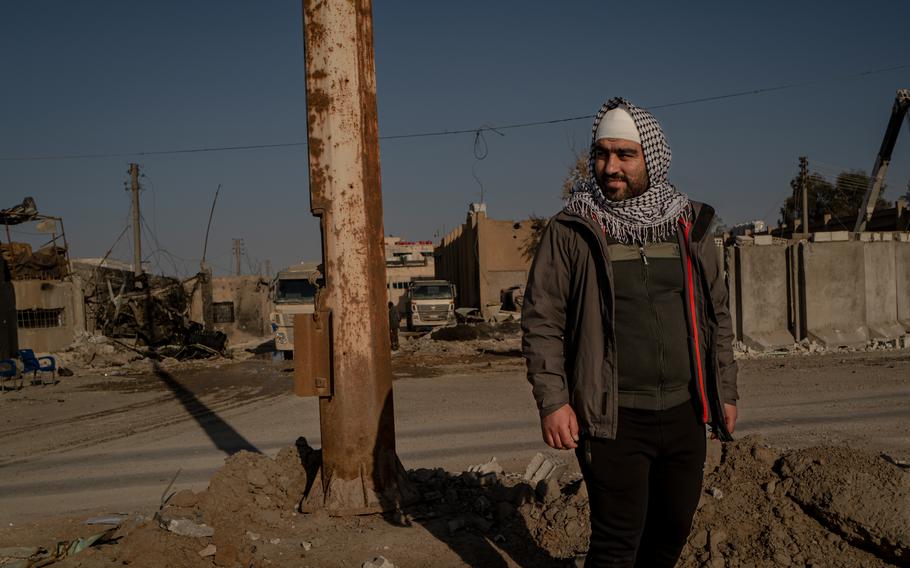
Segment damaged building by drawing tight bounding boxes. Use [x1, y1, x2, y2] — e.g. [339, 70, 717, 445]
[1, 197, 85, 353]
[434, 203, 535, 315]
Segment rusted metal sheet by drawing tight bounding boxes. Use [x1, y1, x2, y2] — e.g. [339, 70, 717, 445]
[299, 0, 415, 515]
[292, 311, 333, 397]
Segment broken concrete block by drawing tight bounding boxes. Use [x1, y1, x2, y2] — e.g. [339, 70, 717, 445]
[198, 544, 216, 557]
[858, 232, 874, 242]
[895, 232, 910, 242]
[523, 453, 546, 481]
[165, 518, 214, 538]
[466, 457, 503, 477]
[753, 234, 773, 246]
[524, 453, 566, 486]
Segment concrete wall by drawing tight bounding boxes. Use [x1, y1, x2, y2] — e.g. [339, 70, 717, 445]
[476, 216, 533, 309]
[895, 241, 910, 331]
[12, 279, 84, 353]
[734, 244, 795, 350]
[798, 241, 868, 347]
[863, 242, 905, 340]
[435, 218, 479, 309]
[210, 276, 270, 345]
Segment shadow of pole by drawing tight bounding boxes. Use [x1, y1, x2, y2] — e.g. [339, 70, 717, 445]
[373, 391, 563, 568]
[153, 362, 261, 455]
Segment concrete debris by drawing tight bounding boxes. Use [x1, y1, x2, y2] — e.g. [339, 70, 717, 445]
[362, 556, 396, 568]
[29, 438, 903, 567]
[524, 452, 567, 485]
[163, 517, 214, 538]
[467, 456, 504, 477]
[197, 544, 216, 557]
[735, 335, 910, 360]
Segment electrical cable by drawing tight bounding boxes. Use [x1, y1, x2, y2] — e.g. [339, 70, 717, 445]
[2, 63, 907, 162]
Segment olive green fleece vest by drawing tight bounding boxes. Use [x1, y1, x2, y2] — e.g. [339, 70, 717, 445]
[608, 239, 694, 410]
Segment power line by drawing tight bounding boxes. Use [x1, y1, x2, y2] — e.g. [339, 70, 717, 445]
[2, 63, 908, 162]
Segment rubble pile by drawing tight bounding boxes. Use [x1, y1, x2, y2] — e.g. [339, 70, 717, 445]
[11, 438, 904, 567]
[399, 321, 522, 360]
[54, 331, 229, 376]
[55, 332, 146, 371]
[735, 336, 910, 359]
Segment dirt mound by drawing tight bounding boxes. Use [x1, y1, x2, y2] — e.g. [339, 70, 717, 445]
[522, 437, 906, 567]
[25, 438, 906, 567]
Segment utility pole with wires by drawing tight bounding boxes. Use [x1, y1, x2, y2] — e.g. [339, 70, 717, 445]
[128, 163, 143, 278]
[799, 156, 809, 238]
[233, 239, 243, 276]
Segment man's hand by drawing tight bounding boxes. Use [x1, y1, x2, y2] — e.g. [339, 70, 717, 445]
[541, 404, 579, 450]
[724, 403, 737, 434]
[711, 403, 738, 439]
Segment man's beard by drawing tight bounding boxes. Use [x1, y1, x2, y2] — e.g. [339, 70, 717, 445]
[601, 173, 648, 202]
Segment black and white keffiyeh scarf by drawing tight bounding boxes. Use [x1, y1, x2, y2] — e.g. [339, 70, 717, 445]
[564, 97, 691, 244]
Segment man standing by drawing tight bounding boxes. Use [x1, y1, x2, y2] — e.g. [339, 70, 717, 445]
[522, 97, 738, 567]
[388, 301, 400, 351]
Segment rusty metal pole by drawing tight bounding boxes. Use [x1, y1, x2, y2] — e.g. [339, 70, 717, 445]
[300, 0, 414, 515]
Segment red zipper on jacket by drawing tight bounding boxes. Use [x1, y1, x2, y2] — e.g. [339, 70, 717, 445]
[681, 219, 710, 423]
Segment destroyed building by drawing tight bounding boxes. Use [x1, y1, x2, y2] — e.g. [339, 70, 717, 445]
[435, 203, 534, 314]
[1, 197, 86, 353]
[202, 275, 271, 345]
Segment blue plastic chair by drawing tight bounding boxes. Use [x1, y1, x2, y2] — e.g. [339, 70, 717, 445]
[19, 349, 56, 385]
[0, 359, 21, 392]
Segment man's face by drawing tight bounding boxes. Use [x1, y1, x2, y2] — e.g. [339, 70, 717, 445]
[593, 138, 649, 201]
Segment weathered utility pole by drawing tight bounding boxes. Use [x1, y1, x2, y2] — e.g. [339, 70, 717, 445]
[799, 156, 809, 239]
[128, 163, 142, 277]
[299, 0, 413, 514]
[233, 238, 243, 276]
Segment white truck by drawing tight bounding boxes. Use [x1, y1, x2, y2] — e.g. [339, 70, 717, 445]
[269, 262, 322, 359]
[405, 278, 456, 331]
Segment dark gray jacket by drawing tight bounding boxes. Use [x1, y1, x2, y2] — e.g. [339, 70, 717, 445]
[521, 202, 738, 441]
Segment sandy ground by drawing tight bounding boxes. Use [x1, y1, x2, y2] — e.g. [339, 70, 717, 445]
[0, 341, 908, 567]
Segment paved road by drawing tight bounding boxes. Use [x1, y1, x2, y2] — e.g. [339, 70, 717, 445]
[1, 350, 908, 523]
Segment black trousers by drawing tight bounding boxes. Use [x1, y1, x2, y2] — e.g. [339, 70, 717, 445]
[576, 401, 706, 568]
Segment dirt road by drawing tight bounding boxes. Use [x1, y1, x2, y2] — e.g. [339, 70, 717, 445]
[1, 348, 908, 526]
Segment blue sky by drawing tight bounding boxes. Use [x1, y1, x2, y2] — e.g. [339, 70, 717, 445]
[2, 1, 909, 276]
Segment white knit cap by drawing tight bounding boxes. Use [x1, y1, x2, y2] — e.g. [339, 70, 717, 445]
[594, 105, 641, 144]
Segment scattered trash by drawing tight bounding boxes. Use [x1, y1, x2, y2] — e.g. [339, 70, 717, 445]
[1, 528, 118, 567]
[84, 514, 129, 525]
